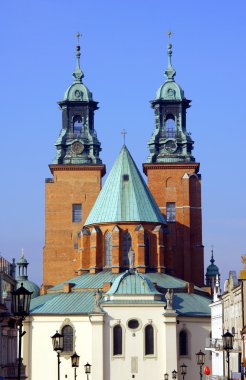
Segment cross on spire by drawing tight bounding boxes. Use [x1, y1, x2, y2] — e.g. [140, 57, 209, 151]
[121, 129, 127, 144]
[76, 32, 82, 45]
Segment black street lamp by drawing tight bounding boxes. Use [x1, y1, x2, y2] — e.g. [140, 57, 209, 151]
[12, 283, 32, 380]
[196, 349, 206, 380]
[84, 362, 92, 380]
[172, 370, 178, 379]
[51, 331, 64, 380]
[222, 330, 234, 380]
[180, 363, 187, 380]
[71, 352, 80, 380]
[164, 374, 169, 380]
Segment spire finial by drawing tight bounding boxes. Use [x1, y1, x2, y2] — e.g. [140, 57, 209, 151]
[21, 248, 24, 258]
[210, 245, 215, 264]
[73, 32, 84, 83]
[165, 31, 176, 81]
[121, 129, 127, 144]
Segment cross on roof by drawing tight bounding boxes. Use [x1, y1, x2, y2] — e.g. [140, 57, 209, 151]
[121, 129, 127, 144]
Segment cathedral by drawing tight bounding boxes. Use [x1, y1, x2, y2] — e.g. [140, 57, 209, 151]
[22, 38, 211, 380]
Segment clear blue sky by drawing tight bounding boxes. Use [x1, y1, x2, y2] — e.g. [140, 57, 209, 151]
[1, 0, 246, 286]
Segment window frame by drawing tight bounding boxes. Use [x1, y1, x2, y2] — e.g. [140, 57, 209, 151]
[72, 204, 82, 223]
[166, 202, 176, 222]
[61, 324, 74, 354]
[112, 324, 124, 358]
[179, 329, 189, 357]
[143, 323, 156, 358]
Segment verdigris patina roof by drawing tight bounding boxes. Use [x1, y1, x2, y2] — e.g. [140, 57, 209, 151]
[29, 270, 211, 316]
[107, 270, 161, 295]
[84, 145, 166, 226]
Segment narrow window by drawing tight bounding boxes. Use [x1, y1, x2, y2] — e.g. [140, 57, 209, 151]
[145, 325, 154, 355]
[179, 330, 188, 356]
[144, 231, 150, 267]
[62, 325, 73, 352]
[73, 116, 82, 135]
[113, 325, 122, 355]
[122, 231, 132, 266]
[166, 202, 176, 222]
[72, 204, 82, 222]
[104, 232, 112, 267]
[165, 116, 176, 138]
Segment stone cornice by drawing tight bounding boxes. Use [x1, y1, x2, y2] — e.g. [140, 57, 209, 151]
[49, 164, 106, 176]
[143, 162, 200, 174]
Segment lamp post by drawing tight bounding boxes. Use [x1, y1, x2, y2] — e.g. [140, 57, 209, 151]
[196, 349, 205, 380]
[51, 331, 64, 380]
[12, 283, 32, 380]
[172, 370, 177, 379]
[180, 363, 187, 380]
[164, 374, 169, 380]
[222, 330, 234, 380]
[84, 362, 92, 380]
[71, 352, 80, 380]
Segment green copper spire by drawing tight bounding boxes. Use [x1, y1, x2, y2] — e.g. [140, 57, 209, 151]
[52, 35, 102, 165]
[165, 32, 176, 81]
[72, 32, 84, 83]
[146, 35, 195, 164]
[84, 145, 166, 226]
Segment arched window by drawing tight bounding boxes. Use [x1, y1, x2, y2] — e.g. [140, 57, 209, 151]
[62, 325, 73, 352]
[164, 115, 176, 138]
[145, 324, 154, 355]
[104, 232, 112, 267]
[113, 325, 122, 356]
[144, 231, 150, 267]
[179, 330, 188, 356]
[122, 231, 132, 266]
[73, 116, 82, 135]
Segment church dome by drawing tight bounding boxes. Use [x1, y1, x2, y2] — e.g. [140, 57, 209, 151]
[156, 80, 185, 101]
[16, 251, 40, 299]
[205, 252, 220, 277]
[107, 270, 161, 296]
[17, 279, 40, 299]
[155, 41, 185, 101]
[63, 42, 93, 102]
[63, 82, 93, 102]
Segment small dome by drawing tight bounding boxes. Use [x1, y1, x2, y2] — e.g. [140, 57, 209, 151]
[156, 80, 185, 101]
[63, 82, 93, 102]
[206, 263, 219, 277]
[17, 279, 40, 299]
[107, 270, 161, 295]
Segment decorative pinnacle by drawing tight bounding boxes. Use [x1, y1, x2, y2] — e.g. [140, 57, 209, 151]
[210, 246, 215, 265]
[165, 31, 176, 81]
[21, 248, 24, 259]
[73, 32, 84, 83]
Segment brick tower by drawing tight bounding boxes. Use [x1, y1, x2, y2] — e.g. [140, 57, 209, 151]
[143, 38, 204, 286]
[43, 37, 105, 287]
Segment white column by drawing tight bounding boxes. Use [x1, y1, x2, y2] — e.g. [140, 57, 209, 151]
[89, 313, 105, 380]
[163, 310, 178, 375]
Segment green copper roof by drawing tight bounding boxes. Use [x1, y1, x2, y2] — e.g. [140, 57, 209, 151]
[30, 291, 95, 315]
[29, 270, 211, 316]
[84, 145, 166, 226]
[107, 270, 161, 295]
[63, 42, 93, 102]
[155, 41, 185, 101]
[173, 293, 211, 317]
